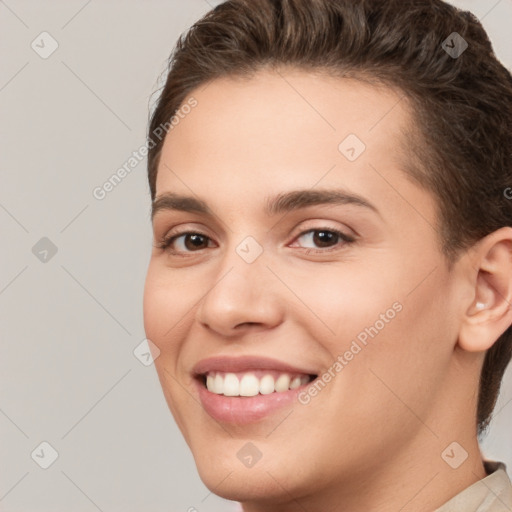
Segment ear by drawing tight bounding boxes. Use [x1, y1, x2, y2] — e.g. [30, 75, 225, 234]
[459, 227, 512, 352]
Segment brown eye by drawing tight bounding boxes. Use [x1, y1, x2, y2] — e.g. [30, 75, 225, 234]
[312, 230, 338, 247]
[157, 232, 213, 253]
[182, 233, 210, 250]
[293, 228, 355, 252]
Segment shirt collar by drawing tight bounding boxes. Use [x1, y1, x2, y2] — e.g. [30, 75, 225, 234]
[435, 460, 512, 512]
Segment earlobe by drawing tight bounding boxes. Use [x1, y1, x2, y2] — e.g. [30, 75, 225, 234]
[458, 227, 512, 353]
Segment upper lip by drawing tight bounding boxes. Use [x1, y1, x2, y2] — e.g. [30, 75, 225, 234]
[192, 355, 317, 376]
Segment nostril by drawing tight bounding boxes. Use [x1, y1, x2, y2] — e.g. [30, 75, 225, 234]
[235, 322, 260, 329]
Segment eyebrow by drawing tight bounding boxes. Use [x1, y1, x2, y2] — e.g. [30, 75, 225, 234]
[151, 188, 379, 221]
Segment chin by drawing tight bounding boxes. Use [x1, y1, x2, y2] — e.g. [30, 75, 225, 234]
[196, 459, 301, 504]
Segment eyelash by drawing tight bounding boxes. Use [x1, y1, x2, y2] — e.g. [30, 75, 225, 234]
[155, 227, 356, 256]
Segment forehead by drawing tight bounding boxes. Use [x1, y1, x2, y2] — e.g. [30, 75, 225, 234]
[158, 68, 410, 174]
[163, 69, 409, 156]
[155, 68, 436, 230]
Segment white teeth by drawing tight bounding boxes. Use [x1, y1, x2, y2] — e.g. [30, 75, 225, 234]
[214, 373, 224, 394]
[290, 376, 301, 389]
[274, 374, 290, 392]
[259, 374, 275, 395]
[205, 371, 312, 396]
[239, 374, 260, 396]
[223, 373, 240, 396]
[206, 374, 215, 391]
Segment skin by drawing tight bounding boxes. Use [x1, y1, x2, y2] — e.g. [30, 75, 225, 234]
[143, 67, 512, 512]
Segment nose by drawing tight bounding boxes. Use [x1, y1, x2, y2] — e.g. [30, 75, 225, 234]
[195, 243, 285, 337]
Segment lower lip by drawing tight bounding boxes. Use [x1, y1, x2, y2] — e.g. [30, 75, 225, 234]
[194, 378, 309, 425]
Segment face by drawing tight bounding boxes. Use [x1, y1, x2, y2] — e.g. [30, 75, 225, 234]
[143, 69, 465, 505]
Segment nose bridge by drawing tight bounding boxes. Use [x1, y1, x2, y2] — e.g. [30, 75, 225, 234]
[215, 230, 269, 287]
[196, 232, 284, 334]
[206, 232, 269, 306]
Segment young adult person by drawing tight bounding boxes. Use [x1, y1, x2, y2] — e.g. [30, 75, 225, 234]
[143, 1, 512, 510]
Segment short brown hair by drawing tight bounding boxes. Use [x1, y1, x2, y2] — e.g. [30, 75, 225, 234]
[147, 0, 512, 434]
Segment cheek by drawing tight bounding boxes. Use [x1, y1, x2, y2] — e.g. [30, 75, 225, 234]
[143, 266, 198, 440]
[142, 264, 194, 347]
[335, 268, 457, 423]
[303, 257, 455, 409]
[288, 259, 405, 344]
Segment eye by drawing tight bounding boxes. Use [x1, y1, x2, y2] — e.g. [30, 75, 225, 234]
[290, 228, 355, 253]
[155, 231, 214, 255]
[155, 227, 355, 256]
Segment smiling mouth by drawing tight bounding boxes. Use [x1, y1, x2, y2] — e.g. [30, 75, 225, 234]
[197, 370, 317, 397]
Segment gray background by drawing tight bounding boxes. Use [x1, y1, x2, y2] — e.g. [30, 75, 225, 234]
[0, 1, 511, 510]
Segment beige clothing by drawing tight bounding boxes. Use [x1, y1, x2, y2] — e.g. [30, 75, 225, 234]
[435, 460, 512, 512]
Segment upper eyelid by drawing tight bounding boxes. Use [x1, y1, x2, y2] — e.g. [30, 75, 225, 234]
[161, 223, 353, 240]
[158, 217, 356, 238]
